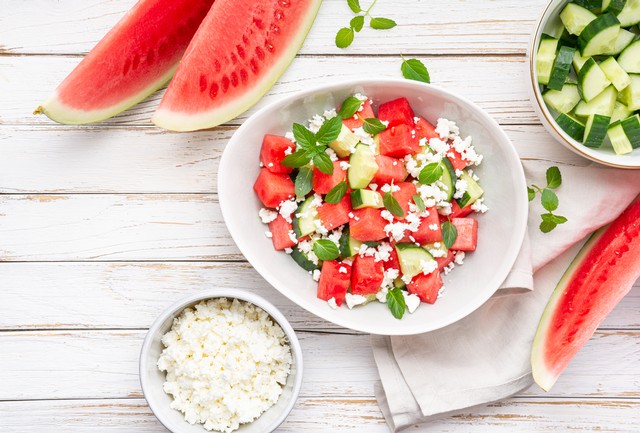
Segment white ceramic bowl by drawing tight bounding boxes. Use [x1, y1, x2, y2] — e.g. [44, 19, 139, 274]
[139, 289, 303, 433]
[219, 78, 527, 335]
[528, 0, 640, 169]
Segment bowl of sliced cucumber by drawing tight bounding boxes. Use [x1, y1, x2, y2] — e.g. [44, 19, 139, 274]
[529, 0, 640, 168]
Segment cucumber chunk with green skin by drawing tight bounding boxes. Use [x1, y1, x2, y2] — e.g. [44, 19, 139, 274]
[622, 114, 640, 148]
[438, 158, 457, 201]
[560, 3, 598, 35]
[617, 40, 640, 74]
[579, 58, 612, 101]
[604, 28, 635, 55]
[578, 13, 621, 57]
[576, 0, 604, 12]
[556, 113, 587, 141]
[348, 144, 378, 189]
[393, 278, 407, 290]
[290, 247, 321, 271]
[537, 35, 559, 85]
[543, 84, 582, 113]
[574, 85, 618, 117]
[603, 0, 627, 14]
[395, 243, 436, 280]
[617, 0, 640, 27]
[339, 226, 363, 257]
[548, 46, 577, 90]
[599, 58, 632, 91]
[292, 196, 318, 238]
[559, 29, 579, 48]
[350, 189, 383, 209]
[583, 114, 612, 147]
[330, 124, 360, 158]
[456, 171, 484, 208]
[621, 74, 640, 110]
[608, 121, 635, 154]
[611, 101, 633, 123]
[572, 51, 590, 73]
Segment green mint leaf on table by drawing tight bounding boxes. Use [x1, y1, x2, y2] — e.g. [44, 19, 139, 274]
[540, 220, 557, 233]
[313, 151, 334, 175]
[527, 186, 536, 202]
[325, 181, 348, 204]
[347, 0, 361, 13]
[350, 15, 365, 32]
[362, 118, 387, 135]
[441, 221, 458, 249]
[401, 56, 431, 83]
[412, 194, 426, 212]
[295, 167, 313, 199]
[292, 123, 316, 149]
[370, 17, 397, 29]
[386, 287, 406, 320]
[541, 188, 558, 212]
[313, 239, 340, 261]
[336, 27, 355, 48]
[282, 150, 311, 168]
[339, 96, 364, 119]
[383, 191, 405, 218]
[546, 166, 562, 189]
[418, 162, 443, 185]
[315, 116, 343, 145]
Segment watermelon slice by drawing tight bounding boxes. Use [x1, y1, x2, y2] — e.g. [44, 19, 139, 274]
[349, 208, 388, 242]
[312, 161, 347, 194]
[317, 260, 351, 306]
[35, 0, 215, 124]
[351, 255, 385, 295]
[531, 198, 640, 391]
[253, 168, 294, 208]
[343, 100, 375, 131]
[153, 0, 322, 131]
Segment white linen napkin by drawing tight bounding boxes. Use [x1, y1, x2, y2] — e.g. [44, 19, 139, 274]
[372, 160, 640, 432]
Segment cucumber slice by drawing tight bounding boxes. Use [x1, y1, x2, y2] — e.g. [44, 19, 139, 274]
[424, 242, 449, 259]
[348, 144, 378, 189]
[608, 121, 634, 154]
[290, 247, 321, 271]
[560, 3, 598, 35]
[548, 46, 577, 90]
[578, 13, 621, 57]
[604, 28, 635, 55]
[583, 113, 612, 147]
[350, 189, 383, 209]
[576, 0, 604, 12]
[339, 226, 363, 257]
[329, 124, 359, 158]
[543, 83, 582, 113]
[621, 74, 640, 110]
[603, 0, 627, 14]
[559, 29, 580, 48]
[393, 278, 407, 290]
[617, 40, 640, 74]
[456, 171, 484, 208]
[622, 114, 640, 148]
[573, 51, 590, 72]
[611, 100, 633, 123]
[617, 0, 640, 26]
[556, 113, 587, 140]
[395, 243, 436, 280]
[599, 57, 632, 91]
[439, 157, 456, 201]
[579, 57, 612, 101]
[536, 35, 559, 85]
[292, 196, 318, 238]
[574, 85, 618, 116]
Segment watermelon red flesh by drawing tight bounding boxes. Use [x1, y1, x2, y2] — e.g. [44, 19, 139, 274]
[317, 195, 352, 230]
[268, 215, 296, 250]
[351, 255, 385, 295]
[384, 245, 401, 271]
[391, 182, 417, 220]
[436, 250, 455, 271]
[312, 161, 347, 194]
[447, 152, 468, 172]
[253, 168, 295, 208]
[407, 271, 443, 304]
[450, 200, 474, 219]
[349, 208, 388, 242]
[342, 100, 375, 131]
[415, 116, 439, 140]
[317, 261, 351, 306]
[260, 134, 295, 174]
[532, 199, 640, 392]
[372, 155, 407, 185]
[153, 0, 322, 131]
[450, 218, 478, 251]
[378, 97, 415, 127]
[379, 124, 421, 158]
[406, 207, 444, 244]
[35, 0, 214, 125]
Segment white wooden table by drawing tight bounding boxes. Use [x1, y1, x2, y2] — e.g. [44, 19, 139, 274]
[1, 1, 639, 431]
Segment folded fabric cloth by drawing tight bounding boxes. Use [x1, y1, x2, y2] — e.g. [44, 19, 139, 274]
[372, 160, 640, 432]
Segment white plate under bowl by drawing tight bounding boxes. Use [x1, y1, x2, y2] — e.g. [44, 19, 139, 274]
[219, 78, 527, 335]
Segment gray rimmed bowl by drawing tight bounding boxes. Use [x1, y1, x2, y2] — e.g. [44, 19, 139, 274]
[139, 289, 303, 433]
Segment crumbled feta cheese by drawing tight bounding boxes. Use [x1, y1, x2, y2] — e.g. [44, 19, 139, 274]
[259, 208, 278, 224]
[382, 268, 400, 288]
[380, 183, 400, 193]
[312, 269, 321, 281]
[428, 223, 439, 231]
[375, 243, 393, 263]
[453, 179, 468, 200]
[284, 248, 293, 254]
[438, 286, 446, 298]
[284, 147, 293, 155]
[308, 114, 325, 133]
[376, 287, 389, 303]
[259, 162, 264, 168]
[348, 212, 355, 219]
[278, 199, 298, 223]
[339, 266, 348, 274]
[323, 108, 338, 119]
[327, 297, 338, 309]
[353, 92, 368, 102]
[380, 210, 395, 222]
[454, 251, 465, 265]
[345, 293, 368, 309]
[285, 131, 295, 142]
[267, 162, 274, 168]
[403, 292, 421, 314]
[413, 116, 420, 124]
[339, 161, 351, 170]
[326, 148, 338, 162]
[471, 198, 489, 213]
[369, 183, 378, 191]
[384, 221, 407, 242]
[420, 259, 438, 275]
[288, 230, 298, 244]
[443, 262, 455, 275]
[381, 120, 390, 127]
[352, 126, 375, 146]
[265, 231, 273, 238]
[435, 118, 451, 139]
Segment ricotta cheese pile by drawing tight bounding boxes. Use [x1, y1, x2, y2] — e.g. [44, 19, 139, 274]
[157, 298, 293, 432]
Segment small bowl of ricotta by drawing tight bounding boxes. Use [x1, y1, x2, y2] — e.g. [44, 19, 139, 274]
[139, 289, 302, 433]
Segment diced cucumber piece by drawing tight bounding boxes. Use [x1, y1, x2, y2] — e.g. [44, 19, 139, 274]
[338, 227, 363, 258]
[603, 0, 627, 14]
[560, 3, 598, 35]
[548, 46, 577, 90]
[350, 189, 383, 209]
[329, 124, 359, 158]
[395, 243, 436, 280]
[559, 29, 579, 47]
[573, 51, 590, 72]
[574, 85, 618, 116]
[348, 144, 378, 189]
[556, 113, 587, 140]
[456, 171, 484, 208]
[439, 157, 456, 201]
[292, 196, 318, 238]
[393, 278, 406, 290]
[536, 35, 559, 85]
[576, 0, 604, 12]
[608, 121, 634, 154]
[578, 13, 621, 57]
[543, 84, 582, 113]
[604, 28, 636, 55]
[621, 74, 640, 110]
[600, 57, 632, 91]
[583, 113, 612, 147]
[290, 247, 321, 272]
[579, 57, 612, 101]
[617, 40, 640, 74]
[611, 101, 633, 123]
[424, 242, 448, 259]
[622, 114, 640, 148]
[617, 0, 640, 27]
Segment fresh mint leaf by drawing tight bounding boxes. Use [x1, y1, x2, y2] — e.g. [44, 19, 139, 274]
[418, 163, 443, 185]
[295, 167, 313, 199]
[325, 181, 348, 204]
[540, 220, 557, 233]
[347, 0, 361, 13]
[370, 17, 397, 30]
[546, 166, 562, 189]
[316, 116, 343, 145]
[282, 150, 311, 168]
[292, 123, 316, 150]
[313, 239, 340, 261]
[336, 27, 355, 48]
[441, 221, 458, 249]
[383, 191, 405, 218]
[412, 194, 426, 211]
[541, 188, 559, 212]
[527, 186, 536, 202]
[339, 96, 364, 119]
[350, 15, 365, 32]
[386, 287, 406, 319]
[362, 118, 387, 135]
[541, 213, 567, 224]
[313, 151, 334, 175]
[401, 57, 431, 83]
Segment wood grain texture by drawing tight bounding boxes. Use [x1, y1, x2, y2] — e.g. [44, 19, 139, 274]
[0, 0, 547, 56]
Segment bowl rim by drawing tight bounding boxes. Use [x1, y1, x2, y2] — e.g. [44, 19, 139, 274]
[218, 77, 528, 335]
[139, 288, 304, 433]
[528, 0, 640, 170]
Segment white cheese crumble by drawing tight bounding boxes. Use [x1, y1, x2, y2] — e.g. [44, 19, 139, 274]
[471, 198, 489, 213]
[403, 292, 421, 314]
[259, 208, 278, 224]
[327, 297, 338, 309]
[339, 161, 351, 170]
[265, 231, 273, 238]
[312, 269, 321, 281]
[278, 199, 298, 223]
[345, 293, 368, 309]
[157, 298, 292, 433]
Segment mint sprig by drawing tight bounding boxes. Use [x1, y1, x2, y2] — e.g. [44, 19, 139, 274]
[295, 167, 313, 199]
[528, 166, 567, 233]
[325, 181, 348, 204]
[336, 0, 397, 49]
[362, 118, 387, 135]
[313, 239, 340, 261]
[339, 95, 365, 119]
[282, 117, 343, 175]
[383, 191, 404, 218]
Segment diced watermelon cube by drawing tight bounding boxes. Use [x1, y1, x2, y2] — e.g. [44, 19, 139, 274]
[317, 194, 352, 230]
[450, 200, 474, 218]
[447, 151, 468, 172]
[436, 250, 455, 271]
[260, 134, 296, 174]
[378, 97, 415, 127]
[407, 271, 443, 304]
[342, 99, 375, 131]
[317, 260, 351, 306]
[391, 182, 416, 220]
[451, 218, 478, 251]
[372, 155, 407, 184]
[349, 208, 388, 241]
[383, 244, 401, 271]
[312, 160, 346, 194]
[378, 124, 420, 158]
[414, 116, 439, 140]
[254, 168, 295, 208]
[268, 215, 296, 250]
[400, 206, 443, 244]
[351, 255, 384, 295]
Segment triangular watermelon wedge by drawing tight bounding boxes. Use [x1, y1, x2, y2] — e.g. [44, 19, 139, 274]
[531, 198, 640, 391]
[35, 0, 215, 125]
[152, 0, 322, 131]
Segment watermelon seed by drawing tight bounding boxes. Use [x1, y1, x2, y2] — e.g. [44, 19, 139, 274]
[237, 45, 246, 59]
[274, 9, 285, 21]
[253, 18, 265, 29]
[214, 60, 221, 73]
[255, 46, 265, 60]
[209, 83, 219, 99]
[231, 72, 239, 87]
[243, 35, 249, 45]
[199, 75, 208, 92]
[279, 0, 291, 7]
[240, 69, 248, 84]
[230, 53, 238, 65]
[265, 41, 275, 53]
[250, 59, 259, 74]
[270, 23, 281, 34]
[222, 76, 230, 93]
